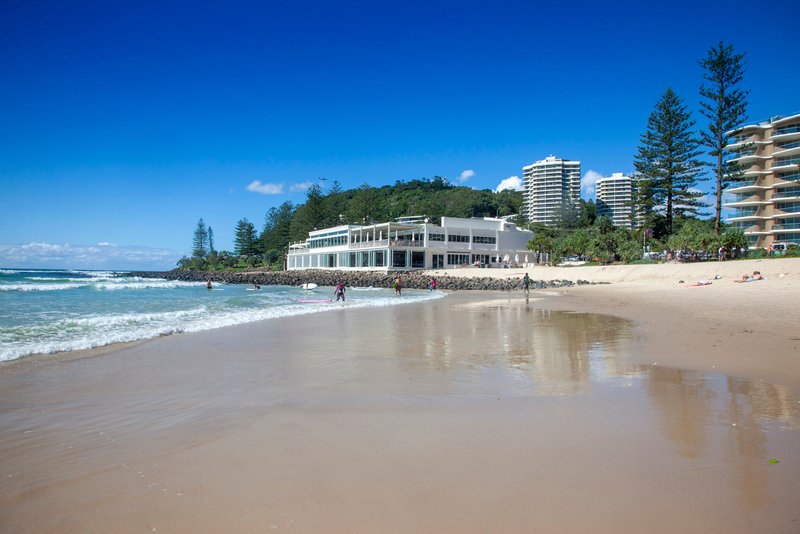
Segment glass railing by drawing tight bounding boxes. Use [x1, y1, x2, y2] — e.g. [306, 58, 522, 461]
[774, 124, 800, 135]
[774, 156, 800, 167]
[777, 204, 800, 214]
[776, 139, 800, 150]
[731, 209, 758, 217]
[773, 188, 800, 199]
[728, 179, 758, 188]
[777, 171, 800, 182]
[772, 222, 800, 230]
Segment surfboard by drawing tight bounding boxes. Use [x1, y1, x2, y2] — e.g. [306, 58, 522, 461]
[301, 283, 318, 290]
[297, 298, 330, 303]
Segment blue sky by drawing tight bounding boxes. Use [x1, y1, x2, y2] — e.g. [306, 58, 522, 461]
[1, 0, 798, 270]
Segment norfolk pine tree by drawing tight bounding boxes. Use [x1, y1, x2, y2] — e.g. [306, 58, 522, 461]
[192, 218, 209, 258]
[233, 218, 258, 256]
[699, 42, 749, 234]
[634, 88, 705, 236]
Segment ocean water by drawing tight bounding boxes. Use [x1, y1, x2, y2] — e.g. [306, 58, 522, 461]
[0, 268, 445, 362]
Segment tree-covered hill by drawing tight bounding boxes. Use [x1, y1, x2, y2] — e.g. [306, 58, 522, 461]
[180, 177, 523, 269]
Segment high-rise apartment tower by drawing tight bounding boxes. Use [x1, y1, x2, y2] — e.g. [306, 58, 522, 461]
[522, 156, 581, 225]
[723, 113, 800, 248]
[596, 172, 639, 229]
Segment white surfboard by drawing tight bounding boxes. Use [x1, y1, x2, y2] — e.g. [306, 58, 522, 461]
[301, 283, 318, 290]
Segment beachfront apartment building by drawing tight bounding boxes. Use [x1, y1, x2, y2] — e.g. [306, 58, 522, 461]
[522, 156, 581, 226]
[286, 216, 535, 271]
[723, 113, 800, 248]
[595, 172, 639, 229]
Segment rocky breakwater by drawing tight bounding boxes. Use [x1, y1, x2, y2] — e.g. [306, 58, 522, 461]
[127, 269, 595, 291]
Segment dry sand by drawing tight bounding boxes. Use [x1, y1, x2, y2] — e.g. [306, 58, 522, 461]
[1, 258, 799, 533]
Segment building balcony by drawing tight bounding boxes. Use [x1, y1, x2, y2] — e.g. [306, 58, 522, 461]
[772, 192, 800, 202]
[770, 130, 800, 143]
[726, 181, 767, 192]
[725, 200, 771, 208]
[725, 210, 769, 221]
[770, 164, 800, 174]
[725, 139, 770, 151]
[771, 223, 800, 232]
[773, 146, 800, 159]
[727, 153, 770, 165]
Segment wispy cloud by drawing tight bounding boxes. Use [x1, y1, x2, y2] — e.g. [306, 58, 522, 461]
[458, 169, 475, 183]
[495, 176, 523, 192]
[581, 170, 603, 197]
[246, 180, 284, 195]
[0, 242, 180, 271]
[289, 181, 314, 192]
[688, 187, 714, 215]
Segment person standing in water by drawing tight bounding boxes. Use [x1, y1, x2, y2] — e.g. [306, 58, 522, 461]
[206, 279, 213, 290]
[522, 273, 530, 295]
[333, 282, 346, 302]
[394, 275, 402, 296]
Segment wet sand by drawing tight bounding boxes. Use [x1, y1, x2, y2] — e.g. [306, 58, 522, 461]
[1, 278, 799, 532]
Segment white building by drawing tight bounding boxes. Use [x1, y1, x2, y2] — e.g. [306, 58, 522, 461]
[287, 216, 535, 271]
[596, 173, 638, 229]
[522, 155, 581, 225]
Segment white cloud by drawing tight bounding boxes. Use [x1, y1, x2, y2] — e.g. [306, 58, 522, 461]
[246, 180, 284, 195]
[289, 181, 314, 193]
[0, 242, 180, 271]
[495, 176, 523, 192]
[98, 242, 117, 247]
[458, 169, 475, 183]
[688, 187, 715, 213]
[581, 170, 603, 197]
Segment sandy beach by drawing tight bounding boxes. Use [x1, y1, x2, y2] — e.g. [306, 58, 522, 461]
[1, 258, 799, 533]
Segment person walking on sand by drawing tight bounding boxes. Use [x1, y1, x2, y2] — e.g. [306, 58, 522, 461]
[333, 282, 346, 301]
[523, 273, 530, 295]
[394, 275, 402, 296]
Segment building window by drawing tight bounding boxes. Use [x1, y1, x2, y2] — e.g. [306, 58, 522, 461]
[392, 250, 407, 268]
[448, 234, 470, 242]
[375, 250, 385, 267]
[472, 254, 490, 266]
[432, 254, 444, 269]
[428, 233, 445, 241]
[472, 235, 496, 244]
[411, 251, 425, 268]
[447, 253, 470, 266]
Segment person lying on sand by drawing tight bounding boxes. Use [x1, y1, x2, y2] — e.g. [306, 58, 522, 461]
[735, 271, 764, 283]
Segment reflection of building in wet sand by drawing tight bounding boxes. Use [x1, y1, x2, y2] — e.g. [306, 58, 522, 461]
[521, 310, 638, 397]
[396, 300, 639, 397]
